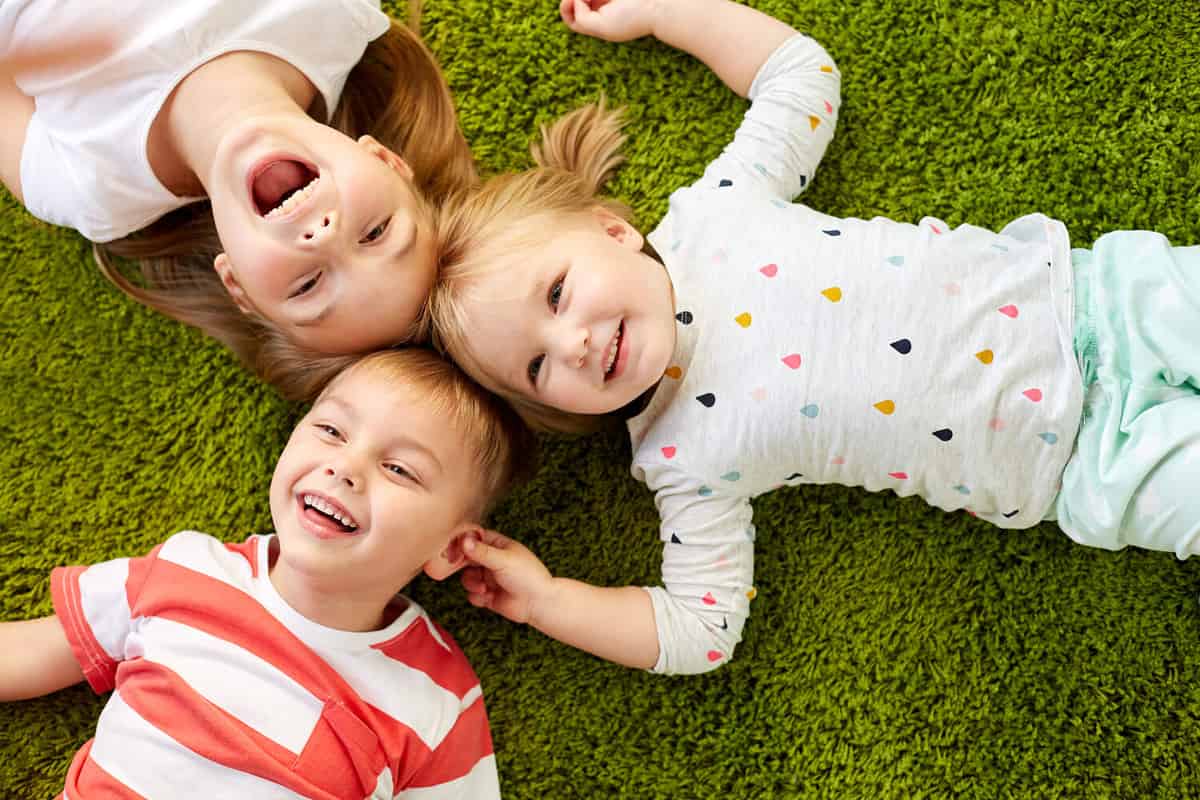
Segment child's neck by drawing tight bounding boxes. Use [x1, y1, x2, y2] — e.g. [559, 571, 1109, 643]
[148, 51, 318, 198]
[267, 544, 408, 633]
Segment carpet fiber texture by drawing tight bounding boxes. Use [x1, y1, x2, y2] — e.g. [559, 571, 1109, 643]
[3, 1, 1200, 797]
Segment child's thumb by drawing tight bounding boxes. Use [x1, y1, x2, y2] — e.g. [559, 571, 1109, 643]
[463, 535, 505, 570]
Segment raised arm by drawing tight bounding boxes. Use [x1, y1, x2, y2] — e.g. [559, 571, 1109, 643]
[565, 0, 840, 202]
[561, 0, 797, 97]
[0, 616, 85, 701]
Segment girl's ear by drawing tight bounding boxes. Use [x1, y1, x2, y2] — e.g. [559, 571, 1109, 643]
[591, 207, 644, 251]
[358, 135, 414, 180]
[213, 254, 255, 315]
[422, 525, 481, 581]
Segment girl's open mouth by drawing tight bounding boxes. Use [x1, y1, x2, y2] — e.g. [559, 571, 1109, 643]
[250, 158, 320, 218]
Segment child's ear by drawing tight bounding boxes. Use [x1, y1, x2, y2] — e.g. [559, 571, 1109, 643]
[358, 135, 414, 181]
[422, 525, 481, 581]
[591, 207, 644, 251]
[212, 253, 255, 315]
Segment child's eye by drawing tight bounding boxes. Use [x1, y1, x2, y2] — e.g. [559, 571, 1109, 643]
[361, 217, 391, 244]
[548, 277, 564, 310]
[385, 463, 413, 480]
[316, 423, 341, 438]
[291, 273, 322, 298]
[528, 354, 545, 386]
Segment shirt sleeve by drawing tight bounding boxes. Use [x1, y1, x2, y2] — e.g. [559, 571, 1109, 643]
[396, 691, 500, 799]
[637, 461, 756, 676]
[50, 543, 162, 694]
[694, 33, 841, 202]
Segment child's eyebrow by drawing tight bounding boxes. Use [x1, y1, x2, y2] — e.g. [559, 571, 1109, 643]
[320, 392, 445, 476]
[527, 275, 548, 303]
[315, 393, 358, 420]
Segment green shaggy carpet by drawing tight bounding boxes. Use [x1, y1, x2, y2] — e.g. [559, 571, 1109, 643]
[4, 1, 1200, 797]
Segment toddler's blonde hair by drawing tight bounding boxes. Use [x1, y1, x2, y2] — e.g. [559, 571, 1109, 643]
[95, 4, 475, 402]
[428, 99, 639, 435]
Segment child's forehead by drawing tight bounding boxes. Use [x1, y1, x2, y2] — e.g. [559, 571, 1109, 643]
[317, 369, 438, 424]
[313, 367, 485, 470]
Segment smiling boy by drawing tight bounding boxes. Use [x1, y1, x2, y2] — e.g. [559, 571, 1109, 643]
[0, 348, 535, 799]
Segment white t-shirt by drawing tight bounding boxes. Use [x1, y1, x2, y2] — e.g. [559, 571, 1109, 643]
[1, 0, 390, 242]
[631, 35, 1083, 675]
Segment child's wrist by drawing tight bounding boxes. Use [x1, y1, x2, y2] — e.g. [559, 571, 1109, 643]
[647, 0, 674, 40]
[527, 575, 563, 632]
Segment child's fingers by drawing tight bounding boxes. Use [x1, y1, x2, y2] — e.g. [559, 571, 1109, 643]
[564, 0, 605, 34]
[464, 530, 526, 571]
[466, 589, 494, 610]
[559, 0, 576, 24]
[477, 528, 514, 549]
[461, 566, 487, 593]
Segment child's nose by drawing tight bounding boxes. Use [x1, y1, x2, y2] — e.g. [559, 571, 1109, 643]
[560, 327, 590, 369]
[298, 210, 339, 247]
[324, 463, 358, 490]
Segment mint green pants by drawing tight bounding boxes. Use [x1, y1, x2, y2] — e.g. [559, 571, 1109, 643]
[1053, 231, 1200, 557]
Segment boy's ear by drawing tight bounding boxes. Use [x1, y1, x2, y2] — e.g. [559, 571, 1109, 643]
[591, 207, 644, 251]
[213, 253, 255, 315]
[358, 135, 414, 180]
[422, 525, 481, 582]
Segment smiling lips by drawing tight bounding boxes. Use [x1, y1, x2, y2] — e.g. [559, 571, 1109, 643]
[603, 322, 624, 380]
[299, 492, 360, 538]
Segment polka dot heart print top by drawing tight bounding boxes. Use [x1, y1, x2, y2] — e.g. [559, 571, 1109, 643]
[627, 35, 1083, 675]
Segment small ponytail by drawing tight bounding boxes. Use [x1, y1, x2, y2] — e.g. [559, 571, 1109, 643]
[530, 98, 626, 198]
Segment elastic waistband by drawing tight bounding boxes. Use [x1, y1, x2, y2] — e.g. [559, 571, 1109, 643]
[1070, 247, 1098, 387]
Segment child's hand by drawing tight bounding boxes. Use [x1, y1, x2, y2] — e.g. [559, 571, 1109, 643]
[460, 530, 554, 625]
[559, 0, 659, 42]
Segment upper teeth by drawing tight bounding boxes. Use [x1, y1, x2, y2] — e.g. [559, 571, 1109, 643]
[604, 325, 621, 375]
[266, 176, 320, 218]
[303, 494, 357, 529]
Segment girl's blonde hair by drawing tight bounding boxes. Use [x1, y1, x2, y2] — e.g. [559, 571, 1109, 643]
[95, 4, 475, 402]
[428, 99, 643, 435]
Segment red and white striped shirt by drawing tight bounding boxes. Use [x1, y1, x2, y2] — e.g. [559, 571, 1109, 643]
[50, 531, 500, 799]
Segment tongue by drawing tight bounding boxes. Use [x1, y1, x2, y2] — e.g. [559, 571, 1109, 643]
[253, 160, 309, 213]
[304, 506, 350, 533]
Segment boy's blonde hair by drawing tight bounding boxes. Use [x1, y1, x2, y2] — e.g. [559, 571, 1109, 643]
[95, 5, 475, 402]
[327, 348, 537, 518]
[428, 100, 636, 435]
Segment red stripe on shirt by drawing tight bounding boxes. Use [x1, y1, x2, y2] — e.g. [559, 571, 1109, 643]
[126, 559, 446, 785]
[63, 738, 147, 799]
[402, 692, 495, 789]
[223, 538, 260, 577]
[117, 659, 353, 799]
[375, 619, 480, 700]
[122, 542, 164, 612]
[51, 565, 118, 694]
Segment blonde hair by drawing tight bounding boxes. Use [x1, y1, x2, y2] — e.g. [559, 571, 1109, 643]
[325, 348, 537, 517]
[428, 100, 637, 435]
[95, 4, 475, 402]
